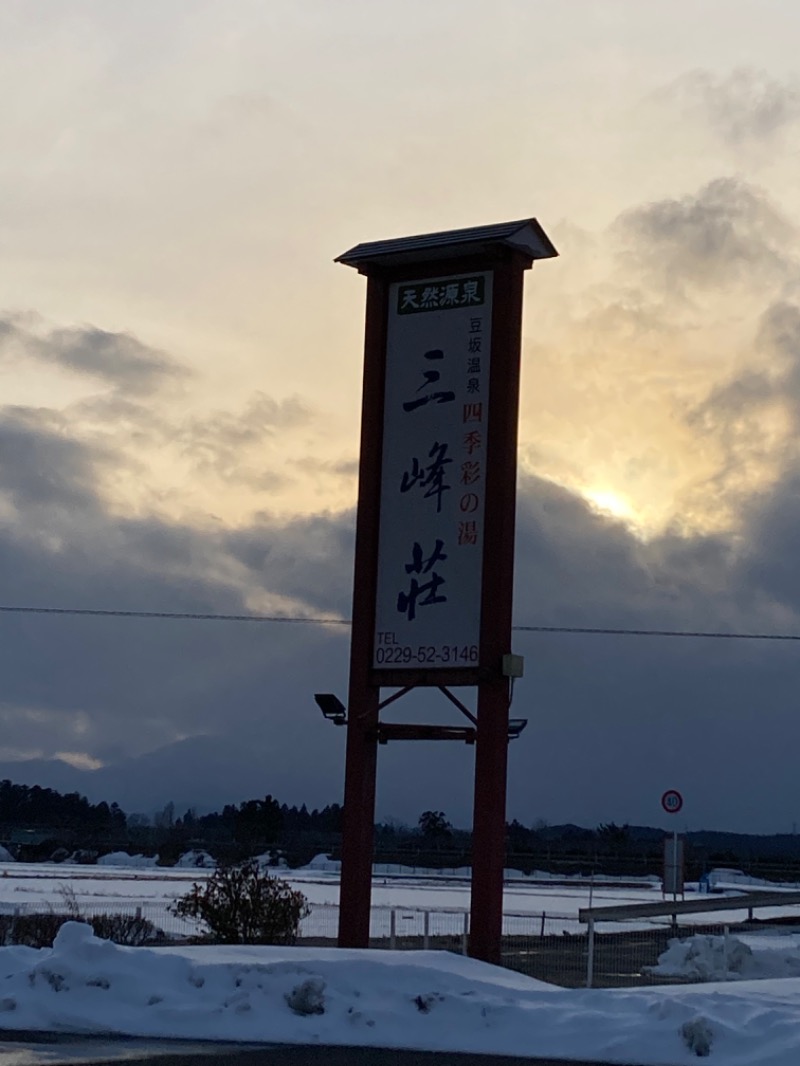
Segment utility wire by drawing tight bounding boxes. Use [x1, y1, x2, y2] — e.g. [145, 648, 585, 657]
[0, 604, 349, 625]
[513, 624, 800, 641]
[0, 603, 799, 642]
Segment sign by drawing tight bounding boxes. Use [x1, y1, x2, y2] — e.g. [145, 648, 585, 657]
[661, 789, 683, 814]
[663, 836, 684, 896]
[372, 272, 493, 671]
[334, 217, 558, 962]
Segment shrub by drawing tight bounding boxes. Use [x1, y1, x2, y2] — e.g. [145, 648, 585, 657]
[89, 913, 163, 946]
[0, 913, 68, 947]
[172, 860, 310, 944]
[0, 911, 164, 948]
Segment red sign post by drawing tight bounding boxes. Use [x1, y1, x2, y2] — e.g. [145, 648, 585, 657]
[334, 220, 557, 963]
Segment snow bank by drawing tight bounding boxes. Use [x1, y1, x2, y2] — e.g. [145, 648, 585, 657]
[648, 933, 800, 982]
[709, 868, 800, 891]
[303, 854, 341, 872]
[0, 845, 13, 863]
[97, 852, 159, 869]
[253, 852, 288, 869]
[3, 922, 800, 1063]
[175, 850, 215, 869]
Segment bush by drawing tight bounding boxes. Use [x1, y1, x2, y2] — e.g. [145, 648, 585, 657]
[0, 911, 164, 948]
[0, 913, 68, 947]
[172, 860, 310, 944]
[89, 913, 163, 946]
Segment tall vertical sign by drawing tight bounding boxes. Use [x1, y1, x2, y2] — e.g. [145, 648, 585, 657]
[375, 273, 491, 671]
[335, 220, 557, 963]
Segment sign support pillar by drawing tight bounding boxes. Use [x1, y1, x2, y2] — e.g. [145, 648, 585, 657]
[338, 276, 389, 948]
[469, 677, 511, 963]
[468, 258, 525, 963]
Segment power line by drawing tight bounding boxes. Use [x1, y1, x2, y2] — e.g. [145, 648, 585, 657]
[0, 602, 799, 642]
[0, 604, 349, 625]
[514, 624, 800, 642]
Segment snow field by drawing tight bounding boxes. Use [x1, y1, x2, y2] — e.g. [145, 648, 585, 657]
[4, 860, 800, 943]
[0, 920, 800, 1064]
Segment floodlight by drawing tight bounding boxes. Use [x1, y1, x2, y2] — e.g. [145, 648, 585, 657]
[314, 693, 347, 725]
[507, 718, 528, 740]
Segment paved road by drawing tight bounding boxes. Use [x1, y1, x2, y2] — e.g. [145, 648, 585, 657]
[0, 1034, 629, 1066]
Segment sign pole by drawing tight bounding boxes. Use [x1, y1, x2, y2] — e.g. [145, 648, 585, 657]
[469, 260, 526, 964]
[661, 789, 684, 905]
[338, 276, 389, 948]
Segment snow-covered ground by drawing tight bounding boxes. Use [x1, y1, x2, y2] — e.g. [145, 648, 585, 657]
[0, 920, 799, 1064]
[1, 859, 800, 1061]
[3, 858, 800, 943]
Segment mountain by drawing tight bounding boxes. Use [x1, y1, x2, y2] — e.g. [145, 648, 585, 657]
[0, 731, 345, 819]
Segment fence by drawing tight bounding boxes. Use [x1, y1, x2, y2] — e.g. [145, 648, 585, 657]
[580, 889, 800, 988]
[3, 897, 799, 991]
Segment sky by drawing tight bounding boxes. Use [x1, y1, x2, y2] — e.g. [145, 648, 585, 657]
[2, 0, 800, 833]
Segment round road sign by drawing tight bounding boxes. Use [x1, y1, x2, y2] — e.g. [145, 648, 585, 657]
[661, 789, 683, 814]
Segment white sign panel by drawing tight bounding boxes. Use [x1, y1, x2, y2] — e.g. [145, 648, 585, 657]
[373, 272, 493, 670]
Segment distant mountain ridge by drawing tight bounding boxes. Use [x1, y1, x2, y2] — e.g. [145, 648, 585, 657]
[0, 742, 800, 860]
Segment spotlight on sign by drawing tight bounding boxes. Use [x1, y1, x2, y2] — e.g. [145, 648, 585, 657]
[314, 693, 347, 726]
[507, 718, 528, 740]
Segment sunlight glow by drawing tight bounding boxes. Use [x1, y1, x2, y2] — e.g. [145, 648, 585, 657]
[583, 488, 638, 524]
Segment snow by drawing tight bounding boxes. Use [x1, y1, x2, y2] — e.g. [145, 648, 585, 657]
[0, 921, 800, 1064]
[648, 932, 800, 982]
[97, 852, 159, 868]
[710, 869, 800, 892]
[0, 844, 13, 862]
[4, 862, 800, 945]
[175, 849, 216, 868]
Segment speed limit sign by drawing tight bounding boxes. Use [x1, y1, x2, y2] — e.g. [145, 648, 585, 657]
[661, 789, 683, 814]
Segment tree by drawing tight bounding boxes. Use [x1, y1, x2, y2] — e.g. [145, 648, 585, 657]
[154, 801, 175, 829]
[596, 822, 632, 853]
[418, 810, 452, 841]
[172, 860, 310, 944]
[233, 795, 282, 847]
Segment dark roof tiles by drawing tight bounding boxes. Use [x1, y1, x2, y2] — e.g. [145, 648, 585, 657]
[336, 218, 558, 270]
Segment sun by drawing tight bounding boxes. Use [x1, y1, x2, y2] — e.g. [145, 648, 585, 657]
[582, 487, 637, 524]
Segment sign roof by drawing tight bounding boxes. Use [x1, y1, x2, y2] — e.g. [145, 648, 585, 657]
[336, 218, 558, 271]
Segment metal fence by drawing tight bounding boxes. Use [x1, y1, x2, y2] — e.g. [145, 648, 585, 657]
[1, 899, 792, 992]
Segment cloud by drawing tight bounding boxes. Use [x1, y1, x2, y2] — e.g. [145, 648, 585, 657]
[0, 317, 186, 397]
[612, 178, 796, 296]
[3, 166, 800, 828]
[656, 67, 800, 147]
[178, 392, 312, 485]
[1, 413, 800, 831]
[679, 301, 800, 513]
[521, 173, 800, 539]
[0, 405, 108, 513]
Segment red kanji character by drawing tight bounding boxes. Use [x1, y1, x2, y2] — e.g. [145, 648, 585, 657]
[463, 430, 482, 455]
[458, 521, 478, 546]
[461, 461, 481, 486]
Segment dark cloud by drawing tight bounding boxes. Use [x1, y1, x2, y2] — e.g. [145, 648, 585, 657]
[735, 468, 800, 612]
[0, 318, 186, 396]
[682, 300, 800, 511]
[613, 178, 795, 295]
[178, 393, 312, 485]
[657, 67, 800, 146]
[225, 513, 354, 618]
[0, 406, 107, 512]
[2, 408, 800, 832]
